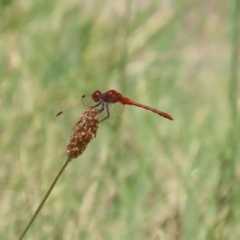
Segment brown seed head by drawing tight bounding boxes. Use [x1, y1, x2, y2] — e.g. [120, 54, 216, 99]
[67, 107, 99, 159]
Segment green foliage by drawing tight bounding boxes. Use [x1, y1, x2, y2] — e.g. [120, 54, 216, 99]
[0, 0, 239, 239]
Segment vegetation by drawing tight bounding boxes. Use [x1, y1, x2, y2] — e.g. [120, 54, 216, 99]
[0, 0, 239, 239]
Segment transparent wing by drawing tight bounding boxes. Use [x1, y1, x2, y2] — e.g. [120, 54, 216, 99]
[55, 95, 88, 127]
[98, 102, 125, 122]
[56, 94, 95, 124]
[55, 94, 124, 126]
[81, 94, 96, 107]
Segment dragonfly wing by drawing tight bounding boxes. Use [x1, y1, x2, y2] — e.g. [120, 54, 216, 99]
[55, 100, 89, 129]
[81, 94, 96, 106]
[98, 102, 125, 122]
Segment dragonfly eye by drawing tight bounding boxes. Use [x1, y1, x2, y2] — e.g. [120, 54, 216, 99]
[92, 90, 101, 102]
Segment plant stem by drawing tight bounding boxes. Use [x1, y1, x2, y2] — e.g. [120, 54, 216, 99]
[18, 157, 71, 240]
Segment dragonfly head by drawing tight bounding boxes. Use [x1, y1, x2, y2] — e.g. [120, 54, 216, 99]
[92, 90, 102, 102]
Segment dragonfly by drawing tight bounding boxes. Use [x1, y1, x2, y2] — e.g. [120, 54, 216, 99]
[56, 89, 174, 123]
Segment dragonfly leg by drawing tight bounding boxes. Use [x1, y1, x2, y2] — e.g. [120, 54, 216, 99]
[98, 101, 105, 113]
[99, 102, 110, 123]
[93, 100, 102, 108]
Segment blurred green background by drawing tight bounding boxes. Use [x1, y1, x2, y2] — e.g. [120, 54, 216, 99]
[0, 0, 239, 239]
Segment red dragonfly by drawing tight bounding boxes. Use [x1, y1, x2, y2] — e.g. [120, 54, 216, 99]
[56, 90, 173, 123]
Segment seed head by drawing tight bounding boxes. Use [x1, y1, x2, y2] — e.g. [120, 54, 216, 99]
[67, 107, 99, 159]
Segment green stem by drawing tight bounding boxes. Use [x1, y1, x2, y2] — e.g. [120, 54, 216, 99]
[18, 157, 71, 240]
